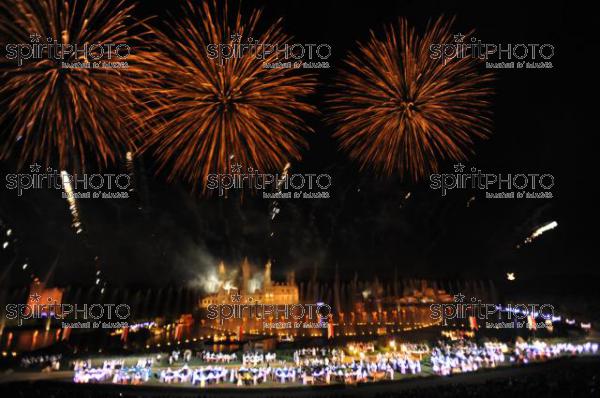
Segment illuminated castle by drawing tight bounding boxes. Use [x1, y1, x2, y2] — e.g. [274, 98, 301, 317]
[198, 261, 487, 339]
[200, 259, 299, 307]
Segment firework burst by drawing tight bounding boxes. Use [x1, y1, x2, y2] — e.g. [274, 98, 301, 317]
[0, 0, 148, 171]
[137, 0, 317, 191]
[328, 17, 493, 180]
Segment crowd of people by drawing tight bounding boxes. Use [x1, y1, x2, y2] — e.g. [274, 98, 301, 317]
[73, 358, 153, 384]
[198, 350, 237, 363]
[10, 355, 600, 398]
[429, 340, 599, 376]
[513, 341, 598, 363]
[430, 341, 507, 375]
[67, 340, 599, 388]
[20, 354, 62, 371]
[71, 349, 423, 386]
[242, 351, 276, 366]
[293, 347, 345, 366]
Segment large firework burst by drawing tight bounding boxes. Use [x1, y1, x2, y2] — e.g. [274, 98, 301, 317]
[328, 17, 493, 180]
[0, 0, 147, 171]
[137, 0, 317, 191]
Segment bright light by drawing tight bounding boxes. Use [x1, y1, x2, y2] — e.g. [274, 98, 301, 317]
[531, 221, 558, 238]
[523, 221, 558, 244]
[507, 272, 516, 281]
[61, 171, 83, 234]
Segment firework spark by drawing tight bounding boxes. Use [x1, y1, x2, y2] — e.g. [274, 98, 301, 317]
[328, 17, 493, 180]
[524, 220, 558, 244]
[137, 0, 317, 191]
[60, 170, 83, 234]
[0, 0, 148, 171]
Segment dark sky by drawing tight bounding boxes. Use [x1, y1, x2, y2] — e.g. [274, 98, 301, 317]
[0, 0, 593, 296]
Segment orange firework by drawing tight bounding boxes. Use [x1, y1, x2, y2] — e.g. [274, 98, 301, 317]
[328, 17, 493, 180]
[137, 0, 317, 191]
[0, 0, 148, 171]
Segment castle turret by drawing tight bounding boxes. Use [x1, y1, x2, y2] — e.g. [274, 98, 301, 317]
[287, 270, 295, 286]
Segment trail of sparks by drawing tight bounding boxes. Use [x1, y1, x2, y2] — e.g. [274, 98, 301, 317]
[524, 221, 558, 244]
[60, 171, 83, 234]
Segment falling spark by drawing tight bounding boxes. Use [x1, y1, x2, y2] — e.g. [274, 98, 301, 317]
[125, 151, 136, 193]
[60, 171, 83, 234]
[507, 272, 516, 281]
[270, 162, 290, 220]
[530, 221, 558, 239]
[523, 221, 558, 245]
[328, 17, 493, 180]
[2, 242, 8, 249]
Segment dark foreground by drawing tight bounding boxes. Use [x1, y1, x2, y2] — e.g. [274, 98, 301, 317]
[2, 356, 599, 398]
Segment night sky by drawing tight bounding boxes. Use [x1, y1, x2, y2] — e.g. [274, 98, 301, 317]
[0, 0, 593, 299]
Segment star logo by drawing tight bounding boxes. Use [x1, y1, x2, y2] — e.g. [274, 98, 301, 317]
[230, 163, 242, 173]
[230, 294, 241, 303]
[453, 33, 465, 43]
[454, 163, 465, 173]
[30, 33, 41, 43]
[230, 33, 242, 42]
[30, 293, 41, 303]
[453, 293, 465, 303]
[30, 163, 41, 173]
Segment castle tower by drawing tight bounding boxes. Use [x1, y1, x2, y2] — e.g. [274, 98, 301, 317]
[264, 260, 272, 289]
[241, 257, 251, 294]
[286, 270, 295, 286]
